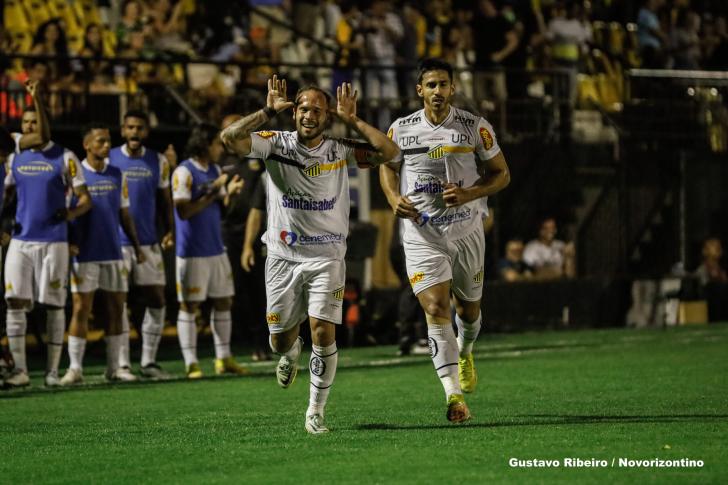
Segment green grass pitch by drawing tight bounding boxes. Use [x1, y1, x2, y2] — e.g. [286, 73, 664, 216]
[2, 324, 727, 484]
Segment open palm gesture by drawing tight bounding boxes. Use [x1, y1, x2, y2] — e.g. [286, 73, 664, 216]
[267, 75, 294, 113]
[336, 82, 358, 122]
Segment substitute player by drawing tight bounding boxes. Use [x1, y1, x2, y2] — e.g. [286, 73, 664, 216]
[172, 123, 247, 379]
[60, 124, 145, 385]
[221, 76, 399, 434]
[109, 110, 175, 379]
[380, 58, 510, 422]
[3, 124, 92, 388]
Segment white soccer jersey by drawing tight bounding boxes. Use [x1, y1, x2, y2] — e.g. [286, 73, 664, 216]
[248, 131, 360, 262]
[388, 107, 501, 245]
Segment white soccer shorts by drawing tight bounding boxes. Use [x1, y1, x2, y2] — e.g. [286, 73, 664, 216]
[264, 257, 345, 334]
[175, 253, 234, 302]
[4, 239, 69, 307]
[404, 227, 485, 302]
[122, 244, 166, 286]
[71, 260, 128, 293]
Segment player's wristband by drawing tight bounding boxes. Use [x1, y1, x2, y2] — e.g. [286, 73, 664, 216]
[263, 106, 277, 119]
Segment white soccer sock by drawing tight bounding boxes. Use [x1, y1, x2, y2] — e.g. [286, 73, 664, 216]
[455, 312, 482, 356]
[118, 305, 131, 368]
[46, 309, 65, 374]
[269, 334, 302, 360]
[211, 309, 232, 359]
[7, 309, 27, 372]
[427, 323, 462, 399]
[307, 342, 338, 417]
[141, 307, 165, 367]
[68, 336, 86, 371]
[105, 334, 122, 374]
[176, 310, 198, 366]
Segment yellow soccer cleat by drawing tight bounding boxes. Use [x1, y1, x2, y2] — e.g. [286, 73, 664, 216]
[186, 362, 203, 379]
[214, 356, 250, 376]
[446, 393, 472, 423]
[458, 353, 477, 393]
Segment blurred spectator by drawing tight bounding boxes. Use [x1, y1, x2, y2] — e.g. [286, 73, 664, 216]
[148, 0, 192, 56]
[705, 15, 728, 69]
[523, 217, 576, 280]
[424, 0, 454, 60]
[637, 0, 667, 68]
[471, 0, 518, 109]
[694, 237, 728, 321]
[397, 3, 426, 98]
[331, 1, 364, 93]
[670, 8, 701, 69]
[362, 0, 404, 130]
[75, 24, 115, 92]
[31, 18, 73, 89]
[116, 0, 146, 52]
[242, 26, 279, 90]
[546, 1, 592, 69]
[497, 239, 533, 281]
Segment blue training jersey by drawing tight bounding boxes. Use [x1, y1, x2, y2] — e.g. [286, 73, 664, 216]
[109, 144, 170, 246]
[71, 160, 129, 262]
[6, 142, 85, 242]
[172, 159, 225, 258]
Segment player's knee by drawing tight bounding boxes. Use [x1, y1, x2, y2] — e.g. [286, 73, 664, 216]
[180, 301, 199, 313]
[421, 300, 450, 320]
[148, 287, 165, 307]
[310, 322, 335, 346]
[7, 298, 30, 310]
[458, 303, 481, 323]
[212, 297, 232, 312]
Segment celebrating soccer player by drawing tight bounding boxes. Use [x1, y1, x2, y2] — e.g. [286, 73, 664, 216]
[61, 124, 145, 385]
[172, 123, 248, 379]
[221, 75, 399, 434]
[380, 58, 511, 422]
[10, 80, 50, 152]
[109, 110, 175, 379]
[3, 109, 92, 388]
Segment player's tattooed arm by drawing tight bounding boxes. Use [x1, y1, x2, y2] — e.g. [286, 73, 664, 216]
[65, 185, 93, 221]
[443, 151, 511, 208]
[379, 162, 419, 219]
[120, 207, 146, 263]
[220, 75, 293, 156]
[334, 82, 399, 166]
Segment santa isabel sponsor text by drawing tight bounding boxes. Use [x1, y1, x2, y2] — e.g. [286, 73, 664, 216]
[508, 457, 704, 468]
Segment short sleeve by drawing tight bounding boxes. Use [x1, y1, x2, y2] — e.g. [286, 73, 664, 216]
[158, 153, 171, 189]
[475, 117, 501, 161]
[5, 153, 15, 186]
[386, 121, 403, 164]
[12, 133, 21, 154]
[172, 166, 193, 201]
[248, 131, 277, 160]
[64, 150, 86, 188]
[120, 173, 130, 208]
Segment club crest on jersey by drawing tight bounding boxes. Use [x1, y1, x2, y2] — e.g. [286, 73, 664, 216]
[302, 161, 321, 178]
[479, 127, 494, 150]
[332, 286, 344, 301]
[310, 356, 326, 376]
[427, 145, 445, 159]
[280, 230, 298, 246]
[255, 131, 276, 139]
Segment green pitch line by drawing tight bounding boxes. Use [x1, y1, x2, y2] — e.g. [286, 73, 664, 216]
[2, 324, 727, 484]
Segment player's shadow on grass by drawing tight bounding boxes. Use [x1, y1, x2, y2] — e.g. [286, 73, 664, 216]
[356, 413, 728, 430]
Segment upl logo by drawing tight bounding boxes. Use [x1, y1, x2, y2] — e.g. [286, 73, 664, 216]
[280, 230, 298, 246]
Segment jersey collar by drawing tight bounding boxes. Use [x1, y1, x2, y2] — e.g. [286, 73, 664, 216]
[121, 144, 146, 158]
[423, 106, 453, 130]
[30, 141, 55, 152]
[82, 157, 110, 173]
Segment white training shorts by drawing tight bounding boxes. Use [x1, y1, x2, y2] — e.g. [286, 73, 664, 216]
[265, 257, 345, 334]
[4, 239, 69, 307]
[175, 253, 234, 302]
[71, 260, 128, 293]
[122, 244, 166, 286]
[404, 228, 485, 302]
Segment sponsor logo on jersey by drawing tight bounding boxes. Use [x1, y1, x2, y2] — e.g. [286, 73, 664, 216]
[280, 230, 298, 246]
[429, 208, 472, 226]
[479, 127, 494, 150]
[414, 175, 445, 194]
[68, 158, 77, 177]
[122, 177, 129, 199]
[125, 166, 153, 180]
[5, 283, 12, 291]
[428, 144, 445, 159]
[255, 131, 277, 139]
[309, 356, 326, 376]
[280, 230, 345, 246]
[161, 160, 170, 180]
[473, 269, 484, 283]
[281, 195, 337, 211]
[409, 272, 425, 285]
[387, 128, 394, 139]
[454, 114, 475, 126]
[49, 279, 62, 289]
[414, 212, 430, 226]
[88, 181, 118, 196]
[266, 312, 281, 324]
[332, 286, 344, 301]
[17, 161, 54, 176]
[399, 115, 421, 126]
[172, 173, 179, 191]
[401, 135, 421, 147]
[186, 287, 201, 295]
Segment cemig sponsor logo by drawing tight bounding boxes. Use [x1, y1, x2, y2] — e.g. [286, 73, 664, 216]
[280, 229, 345, 246]
[17, 161, 54, 176]
[280, 230, 298, 246]
[429, 208, 472, 226]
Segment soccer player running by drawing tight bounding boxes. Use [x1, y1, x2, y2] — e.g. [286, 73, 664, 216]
[172, 123, 248, 379]
[61, 124, 145, 385]
[221, 75, 399, 434]
[379, 58, 510, 422]
[109, 110, 175, 379]
[3, 110, 92, 388]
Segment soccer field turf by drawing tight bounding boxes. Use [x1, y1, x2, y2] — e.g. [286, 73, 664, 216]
[2, 324, 727, 484]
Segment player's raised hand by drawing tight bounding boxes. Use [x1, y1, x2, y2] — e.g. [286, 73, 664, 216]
[267, 75, 294, 113]
[227, 174, 245, 195]
[443, 183, 471, 207]
[390, 195, 419, 219]
[24, 79, 39, 97]
[336, 82, 358, 122]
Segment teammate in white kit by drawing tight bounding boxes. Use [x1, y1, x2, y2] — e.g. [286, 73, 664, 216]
[3, 117, 92, 388]
[221, 76, 399, 434]
[380, 58, 510, 422]
[60, 124, 145, 385]
[172, 123, 248, 379]
[109, 110, 175, 379]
